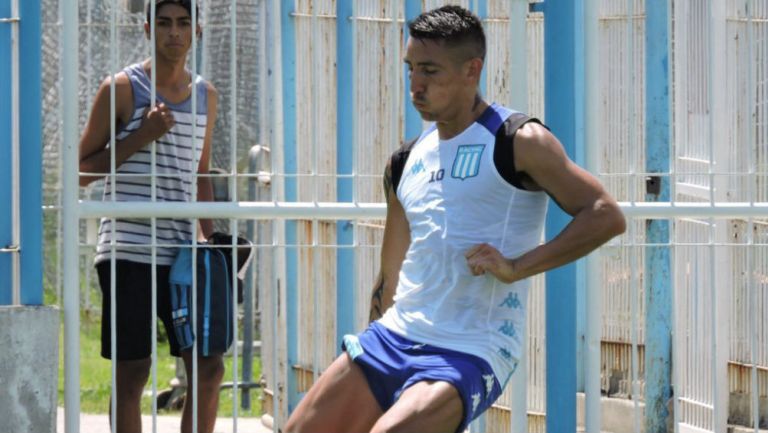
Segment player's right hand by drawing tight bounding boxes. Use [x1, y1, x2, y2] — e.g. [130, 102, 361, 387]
[141, 103, 175, 141]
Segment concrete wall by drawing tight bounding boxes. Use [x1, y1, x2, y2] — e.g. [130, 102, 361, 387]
[0, 306, 59, 433]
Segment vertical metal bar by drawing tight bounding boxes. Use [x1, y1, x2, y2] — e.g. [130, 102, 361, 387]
[109, 1, 120, 431]
[583, 0, 601, 430]
[12, 0, 42, 306]
[266, 0, 285, 426]
[543, 0, 578, 430]
[56, 0, 66, 306]
[9, 0, 20, 306]
[229, 0, 239, 428]
[336, 0, 356, 346]
[670, 2, 683, 431]
[475, 0, 487, 96]
[403, 0, 422, 141]
[190, 1, 200, 431]
[509, 0, 528, 110]
[61, 0, 80, 429]
[311, 0, 321, 384]
[281, 0, 299, 414]
[744, 2, 758, 431]
[644, 1, 673, 432]
[708, 0, 729, 430]
[148, 0, 159, 430]
[509, 1, 530, 432]
[390, 0, 399, 151]
[625, 1, 641, 430]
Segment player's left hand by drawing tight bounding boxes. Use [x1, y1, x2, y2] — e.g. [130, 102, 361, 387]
[464, 243, 517, 284]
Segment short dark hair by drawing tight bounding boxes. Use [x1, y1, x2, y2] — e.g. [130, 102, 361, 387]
[407, 5, 486, 61]
[145, 0, 198, 23]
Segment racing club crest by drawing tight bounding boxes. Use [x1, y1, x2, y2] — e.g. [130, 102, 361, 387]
[451, 144, 485, 180]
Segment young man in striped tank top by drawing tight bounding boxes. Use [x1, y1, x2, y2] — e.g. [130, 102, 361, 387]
[285, 6, 626, 433]
[78, 1, 222, 432]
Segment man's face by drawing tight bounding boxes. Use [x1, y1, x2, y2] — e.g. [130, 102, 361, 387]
[404, 37, 478, 122]
[145, 4, 198, 61]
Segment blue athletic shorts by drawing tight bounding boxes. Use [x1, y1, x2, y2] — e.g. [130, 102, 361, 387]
[342, 322, 502, 433]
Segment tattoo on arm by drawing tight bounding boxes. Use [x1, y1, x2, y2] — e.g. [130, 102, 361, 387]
[369, 275, 386, 322]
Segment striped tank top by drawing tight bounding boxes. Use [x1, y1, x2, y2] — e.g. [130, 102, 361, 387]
[95, 63, 208, 266]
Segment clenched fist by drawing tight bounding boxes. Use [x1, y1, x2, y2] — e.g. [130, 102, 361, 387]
[140, 102, 175, 141]
[464, 243, 517, 284]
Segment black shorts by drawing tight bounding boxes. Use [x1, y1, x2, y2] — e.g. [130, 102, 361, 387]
[97, 260, 183, 360]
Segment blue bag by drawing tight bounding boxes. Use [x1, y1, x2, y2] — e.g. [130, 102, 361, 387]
[169, 244, 234, 356]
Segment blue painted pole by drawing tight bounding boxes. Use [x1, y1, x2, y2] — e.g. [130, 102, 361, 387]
[644, 1, 672, 430]
[543, 0, 578, 431]
[20, 0, 42, 305]
[403, 0, 422, 141]
[0, 0, 42, 305]
[0, 0, 12, 305]
[281, 0, 300, 413]
[336, 0, 355, 343]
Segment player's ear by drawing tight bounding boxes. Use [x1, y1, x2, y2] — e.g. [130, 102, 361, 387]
[144, 21, 150, 40]
[467, 57, 483, 82]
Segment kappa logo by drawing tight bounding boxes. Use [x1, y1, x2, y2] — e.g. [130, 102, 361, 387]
[471, 392, 482, 414]
[482, 374, 495, 397]
[498, 292, 522, 309]
[410, 158, 426, 175]
[451, 144, 485, 180]
[498, 320, 517, 338]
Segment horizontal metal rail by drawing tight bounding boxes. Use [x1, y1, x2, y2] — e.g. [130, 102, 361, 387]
[76, 200, 768, 220]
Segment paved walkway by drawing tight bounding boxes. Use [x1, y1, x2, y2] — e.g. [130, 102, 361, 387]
[56, 408, 272, 433]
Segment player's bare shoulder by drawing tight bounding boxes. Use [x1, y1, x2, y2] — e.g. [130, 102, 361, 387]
[93, 71, 135, 125]
[513, 120, 568, 175]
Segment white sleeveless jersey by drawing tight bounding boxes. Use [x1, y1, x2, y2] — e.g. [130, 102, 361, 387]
[378, 104, 548, 386]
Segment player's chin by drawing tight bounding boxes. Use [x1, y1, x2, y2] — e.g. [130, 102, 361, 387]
[418, 110, 437, 121]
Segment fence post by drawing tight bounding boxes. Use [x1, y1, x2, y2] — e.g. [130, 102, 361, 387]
[403, 0, 421, 141]
[280, 0, 300, 415]
[0, 0, 41, 305]
[336, 0, 356, 343]
[543, 0, 580, 431]
[644, 1, 672, 431]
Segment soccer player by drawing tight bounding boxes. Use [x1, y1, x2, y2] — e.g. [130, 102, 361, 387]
[285, 5, 626, 433]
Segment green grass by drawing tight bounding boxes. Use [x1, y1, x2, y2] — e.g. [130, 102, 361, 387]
[58, 311, 262, 417]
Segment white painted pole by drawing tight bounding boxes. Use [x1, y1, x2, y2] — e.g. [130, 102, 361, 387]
[77, 200, 768, 220]
[708, 0, 730, 430]
[229, 0, 239, 429]
[109, 1, 119, 430]
[148, 0, 160, 429]
[744, 2, 759, 431]
[668, 2, 680, 431]
[61, 0, 81, 429]
[626, 1, 642, 428]
[9, 0, 20, 305]
[190, 2, 200, 431]
[311, 0, 321, 384]
[584, 0, 602, 430]
[266, 0, 285, 427]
